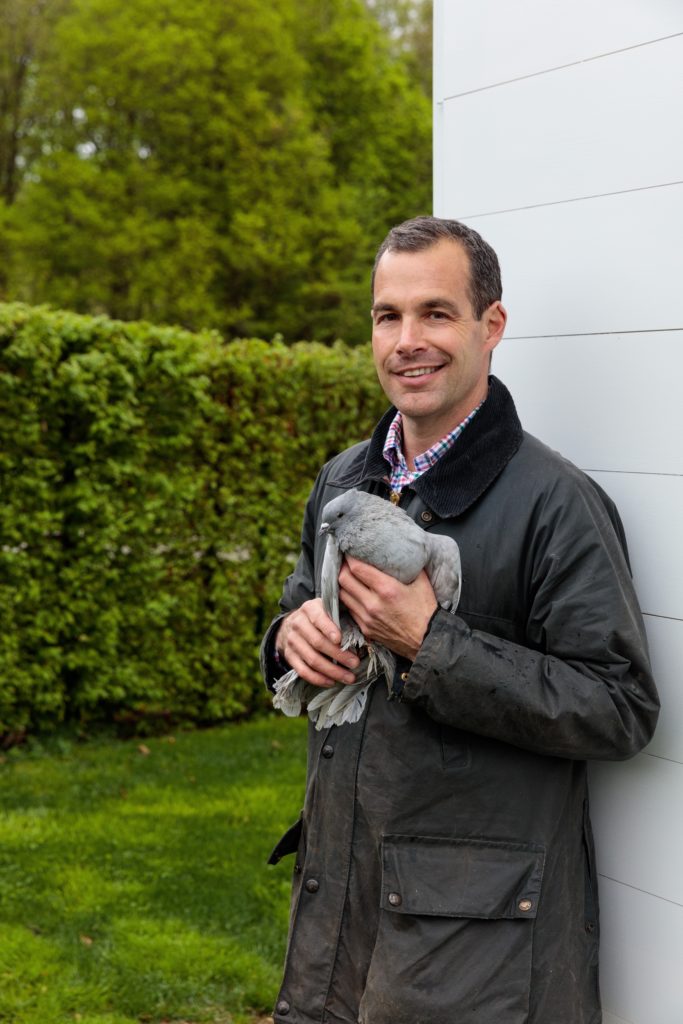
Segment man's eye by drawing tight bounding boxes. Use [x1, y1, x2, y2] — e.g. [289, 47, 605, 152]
[376, 312, 398, 324]
[427, 310, 448, 320]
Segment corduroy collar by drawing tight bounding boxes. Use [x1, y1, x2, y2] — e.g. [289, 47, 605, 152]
[328, 375, 524, 519]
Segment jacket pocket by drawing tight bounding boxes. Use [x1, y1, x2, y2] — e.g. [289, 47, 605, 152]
[359, 834, 545, 1024]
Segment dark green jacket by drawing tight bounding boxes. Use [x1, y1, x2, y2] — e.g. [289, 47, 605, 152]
[261, 376, 659, 1024]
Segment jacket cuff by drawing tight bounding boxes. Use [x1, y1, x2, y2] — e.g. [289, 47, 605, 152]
[260, 613, 291, 692]
[391, 605, 450, 699]
[400, 609, 470, 704]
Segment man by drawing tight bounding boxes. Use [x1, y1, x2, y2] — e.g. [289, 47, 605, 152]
[260, 216, 658, 1024]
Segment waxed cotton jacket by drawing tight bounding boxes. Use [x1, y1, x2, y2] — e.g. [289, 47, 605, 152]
[261, 377, 659, 1024]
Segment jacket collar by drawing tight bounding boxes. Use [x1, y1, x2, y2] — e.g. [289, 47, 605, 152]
[328, 375, 524, 519]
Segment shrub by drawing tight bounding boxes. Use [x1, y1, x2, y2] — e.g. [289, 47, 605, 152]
[0, 303, 386, 736]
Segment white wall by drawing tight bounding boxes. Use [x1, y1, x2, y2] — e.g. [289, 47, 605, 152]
[434, 3, 683, 1021]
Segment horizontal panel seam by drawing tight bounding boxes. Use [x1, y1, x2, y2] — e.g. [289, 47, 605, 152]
[579, 470, 683, 479]
[639, 750, 683, 767]
[440, 31, 683, 101]
[597, 872, 683, 910]
[643, 611, 683, 623]
[458, 179, 683, 221]
[505, 327, 683, 339]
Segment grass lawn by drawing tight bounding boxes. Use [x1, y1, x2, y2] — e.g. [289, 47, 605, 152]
[0, 715, 308, 1024]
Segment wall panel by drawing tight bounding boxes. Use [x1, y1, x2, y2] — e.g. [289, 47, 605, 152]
[492, 331, 683, 476]
[458, 184, 683, 339]
[438, 0, 683, 99]
[589, 756, 683, 904]
[641, 615, 683, 763]
[441, 35, 683, 215]
[598, 878, 683, 1023]
[589, 472, 683, 621]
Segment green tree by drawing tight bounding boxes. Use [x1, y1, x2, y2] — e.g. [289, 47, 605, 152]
[0, 0, 67, 205]
[365, 0, 433, 96]
[4, 0, 431, 343]
[0, 0, 69, 293]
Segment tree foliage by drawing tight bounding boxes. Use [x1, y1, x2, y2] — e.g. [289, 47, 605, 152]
[365, 0, 432, 97]
[0, 0, 431, 343]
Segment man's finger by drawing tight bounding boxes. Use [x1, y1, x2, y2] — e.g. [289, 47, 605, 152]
[287, 643, 358, 687]
[305, 600, 343, 645]
[292, 610, 359, 669]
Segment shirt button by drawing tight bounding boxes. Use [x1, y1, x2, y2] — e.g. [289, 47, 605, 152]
[276, 999, 291, 1015]
[388, 892, 402, 907]
[305, 878, 320, 893]
[518, 899, 533, 913]
[400, 672, 409, 682]
[321, 744, 334, 758]
[420, 510, 433, 523]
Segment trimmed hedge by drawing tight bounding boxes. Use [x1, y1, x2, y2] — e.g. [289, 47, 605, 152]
[0, 303, 386, 736]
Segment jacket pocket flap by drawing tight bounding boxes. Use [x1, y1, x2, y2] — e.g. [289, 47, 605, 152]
[267, 814, 303, 865]
[381, 834, 545, 919]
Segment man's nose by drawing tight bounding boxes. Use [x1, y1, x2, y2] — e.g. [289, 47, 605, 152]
[395, 316, 425, 353]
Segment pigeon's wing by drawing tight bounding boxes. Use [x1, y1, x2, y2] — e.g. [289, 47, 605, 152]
[320, 532, 342, 627]
[425, 534, 462, 612]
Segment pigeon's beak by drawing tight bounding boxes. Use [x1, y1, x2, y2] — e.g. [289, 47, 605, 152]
[319, 521, 329, 535]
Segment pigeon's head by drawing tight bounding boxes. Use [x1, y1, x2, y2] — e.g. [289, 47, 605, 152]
[319, 489, 365, 537]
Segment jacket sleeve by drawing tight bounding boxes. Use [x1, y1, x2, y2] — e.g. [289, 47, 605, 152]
[259, 471, 322, 689]
[402, 476, 659, 762]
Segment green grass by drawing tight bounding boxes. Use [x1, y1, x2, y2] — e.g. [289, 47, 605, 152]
[0, 715, 308, 1024]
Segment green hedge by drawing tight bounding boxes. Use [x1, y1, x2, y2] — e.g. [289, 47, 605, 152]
[0, 303, 386, 736]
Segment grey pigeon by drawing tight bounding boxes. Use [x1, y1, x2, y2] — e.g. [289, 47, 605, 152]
[272, 488, 461, 729]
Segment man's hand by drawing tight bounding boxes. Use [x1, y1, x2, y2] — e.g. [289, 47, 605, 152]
[275, 599, 360, 688]
[339, 556, 438, 661]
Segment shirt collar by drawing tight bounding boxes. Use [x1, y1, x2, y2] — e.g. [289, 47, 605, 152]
[327, 376, 525, 519]
[382, 401, 485, 495]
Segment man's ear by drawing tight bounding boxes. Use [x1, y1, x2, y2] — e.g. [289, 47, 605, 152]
[483, 301, 507, 352]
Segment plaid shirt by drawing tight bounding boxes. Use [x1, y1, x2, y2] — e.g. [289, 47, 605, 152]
[383, 401, 484, 498]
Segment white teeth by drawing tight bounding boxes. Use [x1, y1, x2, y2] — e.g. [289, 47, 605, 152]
[401, 367, 440, 377]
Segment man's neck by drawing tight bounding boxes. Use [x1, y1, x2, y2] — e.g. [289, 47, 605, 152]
[402, 403, 485, 470]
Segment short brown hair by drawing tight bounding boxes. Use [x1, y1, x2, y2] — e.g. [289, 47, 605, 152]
[372, 215, 502, 320]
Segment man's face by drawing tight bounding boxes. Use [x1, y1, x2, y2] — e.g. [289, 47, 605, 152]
[371, 239, 506, 444]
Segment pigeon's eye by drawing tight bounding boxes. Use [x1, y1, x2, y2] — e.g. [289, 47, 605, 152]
[336, 511, 344, 519]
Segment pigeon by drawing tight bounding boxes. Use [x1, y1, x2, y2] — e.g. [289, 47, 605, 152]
[272, 488, 461, 730]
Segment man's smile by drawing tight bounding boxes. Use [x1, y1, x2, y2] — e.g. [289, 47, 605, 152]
[397, 362, 440, 374]
[393, 364, 445, 379]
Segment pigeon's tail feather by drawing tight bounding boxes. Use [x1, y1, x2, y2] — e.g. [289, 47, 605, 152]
[272, 669, 307, 717]
[340, 616, 365, 653]
[367, 642, 395, 684]
[326, 681, 373, 727]
[309, 679, 371, 730]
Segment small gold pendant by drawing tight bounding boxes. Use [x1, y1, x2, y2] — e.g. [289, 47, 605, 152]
[390, 491, 401, 505]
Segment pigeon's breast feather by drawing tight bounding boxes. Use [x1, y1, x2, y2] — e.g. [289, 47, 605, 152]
[337, 515, 427, 584]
